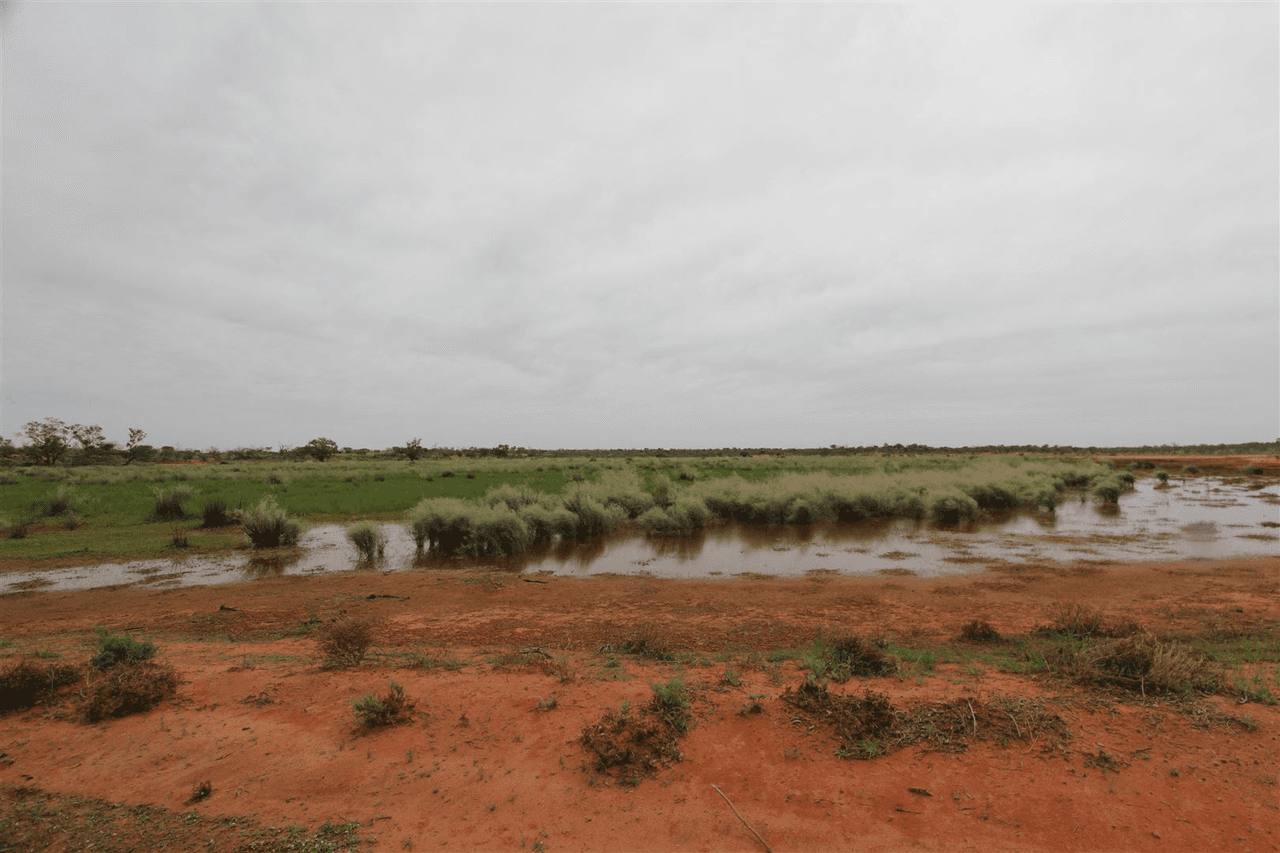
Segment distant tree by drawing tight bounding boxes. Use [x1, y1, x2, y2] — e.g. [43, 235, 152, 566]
[121, 428, 149, 465]
[21, 418, 72, 466]
[305, 437, 339, 462]
[69, 423, 117, 465]
[403, 438, 424, 462]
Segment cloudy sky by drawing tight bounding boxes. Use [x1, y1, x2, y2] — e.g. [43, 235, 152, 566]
[3, 3, 1276, 452]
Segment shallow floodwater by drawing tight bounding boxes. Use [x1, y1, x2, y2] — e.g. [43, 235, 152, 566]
[5, 477, 1277, 593]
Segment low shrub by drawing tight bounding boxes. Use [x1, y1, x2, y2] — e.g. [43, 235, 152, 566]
[519, 501, 579, 545]
[200, 497, 232, 528]
[318, 619, 374, 668]
[347, 522, 386, 562]
[957, 620, 1002, 643]
[151, 486, 193, 521]
[234, 495, 302, 548]
[81, 660, 179, 722]
[0, 659, 81, 712]
[353, 680, 416, 728]
[91, 628, 157, 670]
[1243, 464, 1265, 476]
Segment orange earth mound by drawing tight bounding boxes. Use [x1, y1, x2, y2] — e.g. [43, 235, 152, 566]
[1, 550, 1278, 852]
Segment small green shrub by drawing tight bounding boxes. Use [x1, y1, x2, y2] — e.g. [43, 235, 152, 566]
[347, 522, 386, 562]
[353, 681, 416, 728]
[91, 628, 157, 670]
[650, 677, 691, 733]
[1243, 464, 1265, 476]
[318, 619, 374, 668]
[234, 495, 302, 548]
[151, 486, 193, 521]
[1155, 470, 1170, 484]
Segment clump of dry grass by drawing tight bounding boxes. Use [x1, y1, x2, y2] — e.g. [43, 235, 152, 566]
[957, 620, 1002, 643]
[1072, 633, 1219, 695]
[81, 661, 179, 722]
[1038, 601, 1141, 639]
[0, 659, 81, 713]
[317, 619, 374, 668]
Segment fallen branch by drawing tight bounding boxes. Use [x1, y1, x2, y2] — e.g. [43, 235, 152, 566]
[712, 785, 773, 853]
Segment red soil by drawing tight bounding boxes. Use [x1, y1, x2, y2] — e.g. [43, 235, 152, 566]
[2, 552, 1278, 852]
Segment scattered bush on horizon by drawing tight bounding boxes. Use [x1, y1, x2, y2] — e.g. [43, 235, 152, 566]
[234, 495, 302, 548]
[151, 486, 193, 521]
[347, 521, 386, 562]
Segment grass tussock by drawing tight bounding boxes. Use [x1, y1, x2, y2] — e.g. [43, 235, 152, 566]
[199, 496, 232, 528]
[346, 521, 386, 562]
[318, 619, 374, 668]
[233, 495, 302, 548]
[957, 620, 1002, 643]
[151, 486, 192, 521]
[1038, 601, 1140, 640]
[1070, 633, 1220, 695]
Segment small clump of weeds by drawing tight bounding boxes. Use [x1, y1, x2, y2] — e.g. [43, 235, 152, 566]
[353, 681, 416, 728]
[614, 624, 678, 661]
[1037, 601, 1139, 640]
[187, 780, 212, 804]
[91, 628, 157, 670]
[1242, 464, 1265, 476]
[805, 631, 897, 683]
[347, 521, 387, 562]
[579, 678, 695, 784]
[318, 619, 374, 668]
[169, 527, 190, 549]
[958, 620, 1002, 643]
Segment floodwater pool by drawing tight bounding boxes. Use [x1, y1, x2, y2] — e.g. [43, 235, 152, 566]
[5, 477, 1277, 593]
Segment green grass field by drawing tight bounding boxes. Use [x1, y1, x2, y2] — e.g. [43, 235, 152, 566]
[0, 454, 1119, 563]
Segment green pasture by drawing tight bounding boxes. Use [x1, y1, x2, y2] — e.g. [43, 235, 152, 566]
[0, 453, 1120, 563]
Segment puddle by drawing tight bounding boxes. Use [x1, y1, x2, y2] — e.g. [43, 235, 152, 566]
[4, 477, 1277, 592]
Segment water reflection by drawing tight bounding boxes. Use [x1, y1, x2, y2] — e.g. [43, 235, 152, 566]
[4, 477, 1277, 592]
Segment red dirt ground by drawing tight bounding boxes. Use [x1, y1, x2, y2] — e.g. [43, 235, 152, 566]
[2, 550, 1278, 852]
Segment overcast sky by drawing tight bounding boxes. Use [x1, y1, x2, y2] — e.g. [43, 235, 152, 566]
[3, 3, 1277, 452]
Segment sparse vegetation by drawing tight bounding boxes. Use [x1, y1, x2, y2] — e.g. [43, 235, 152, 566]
[353, 681, 416, 728]
[318, 619, 374, 668]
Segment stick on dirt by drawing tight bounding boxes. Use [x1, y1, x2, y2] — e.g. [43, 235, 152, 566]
[712, 784, 774, 853]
